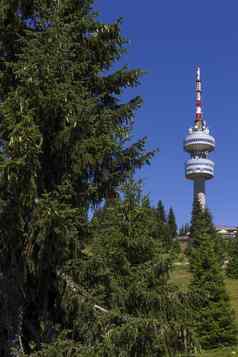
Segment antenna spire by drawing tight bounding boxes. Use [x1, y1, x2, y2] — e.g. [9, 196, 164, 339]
[184, 66, 215, 210]
[195, 65, 202, 127]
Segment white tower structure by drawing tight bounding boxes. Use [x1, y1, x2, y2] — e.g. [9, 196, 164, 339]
[184, 66, 215, 209]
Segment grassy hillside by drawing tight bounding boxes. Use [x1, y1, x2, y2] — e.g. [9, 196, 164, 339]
[199, 347, 238, 356]
[171, 263, 238, 356]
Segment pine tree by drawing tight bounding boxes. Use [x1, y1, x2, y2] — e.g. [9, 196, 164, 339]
[167, 207, 180, 258]
[226, 232, 238, 279]
[167, 207, 177, 238]
[157, 200, 167, 223]
[71, 181, 197, 356]
[154, 201, 179, 257]
[0, 1, 154, 354]
[185, 223, 190, 234]
[24, 181, 197, 356]
[179, 224, 185, 236]
[153, 200, 169, 249]
[179, 224, 190, 236]
[189, 200, 237, 349]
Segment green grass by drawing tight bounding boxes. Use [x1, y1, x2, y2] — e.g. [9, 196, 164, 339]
[171, 266, 238, 318]
[199, 346, 238, 356]
[171, 264, 238, 356]
[226, 279, 238, 319]
[170, 264, 191, 290]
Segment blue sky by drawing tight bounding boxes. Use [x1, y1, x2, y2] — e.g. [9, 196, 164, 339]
[95, 1, 238, 227]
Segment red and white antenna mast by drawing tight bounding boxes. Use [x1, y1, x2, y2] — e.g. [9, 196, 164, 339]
[184, 66, 216, 210]
[195, 66, 203, 128]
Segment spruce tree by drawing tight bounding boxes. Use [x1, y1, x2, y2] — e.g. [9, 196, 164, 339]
[167, 207, 177, 239]
[179, 224, 190, 236]
[179, 224, 185, 236]
[71, 181, 196, 356]
[154, 201, 178, 257]
[157, 200, 167, 223]
[189, 200, 237, 349]
[226, 232, 238, 279]
[153, 200, 169, 249]
[166, 207, 180, 258]
[185, 223, 190, 234]
[21, 181, 198, 356]
[0, 1, 154, 354]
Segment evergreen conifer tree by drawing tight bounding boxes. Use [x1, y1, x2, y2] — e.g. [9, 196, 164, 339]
[70, 181, 197, 356]
[167, 207, 180, 257]
[157, 200, 167, 223]
[189, 200, 237, 349]
[179, 224, 185, 236]
[179, 224, 190, 236]
[154, 201, 178, 257]
[153, 200, 170, 249]
[167, 207, 177, 239]
[184, 223, 190, 234]
[25, 181, 197, 356]
[0, 1, 154, 354]
[226, 232, 238, 279]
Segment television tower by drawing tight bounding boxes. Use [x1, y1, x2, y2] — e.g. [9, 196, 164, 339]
[184, 66, 215, 209]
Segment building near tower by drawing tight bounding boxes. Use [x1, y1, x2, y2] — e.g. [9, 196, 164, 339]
[184, 66, 215, 209]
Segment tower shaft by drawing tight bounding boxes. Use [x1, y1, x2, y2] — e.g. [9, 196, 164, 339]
[194, 179, 206, 210]
[184, 66, 215, 210]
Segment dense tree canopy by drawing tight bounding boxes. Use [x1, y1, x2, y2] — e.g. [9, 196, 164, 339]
[0, 1, 154, 354]
[226, 232, 238, 279]
[167, 207, 177, 239]
[28, 181, 196, 356]
[189, 201, 237, 349]
[0, 1, 197, 356]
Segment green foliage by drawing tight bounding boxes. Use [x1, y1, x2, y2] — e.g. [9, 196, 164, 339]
[226, 233, 238, 279]
[167, 207, 177, 238]
[0, 0, 154, 354]
[167, 207, 180, 258]
[189, 201, 237, 349]
[153, 200, 169, 249]
[157, 200, 167, 224]
[171, 266, 238, 357]
[68, 182, 197, 356]
[179, 223, 190, 236]
[0, 1, 197, 355]
[153, 202, 179, 259]
[26, 331, 81, 357]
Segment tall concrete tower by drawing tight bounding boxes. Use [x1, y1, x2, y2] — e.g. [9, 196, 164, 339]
[184, 66, 215, 209]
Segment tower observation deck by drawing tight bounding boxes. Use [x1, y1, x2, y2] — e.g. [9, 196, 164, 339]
[184, 66, 215, 209]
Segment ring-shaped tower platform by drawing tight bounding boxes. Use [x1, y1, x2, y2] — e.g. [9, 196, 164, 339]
[184, 66, 215, 209]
